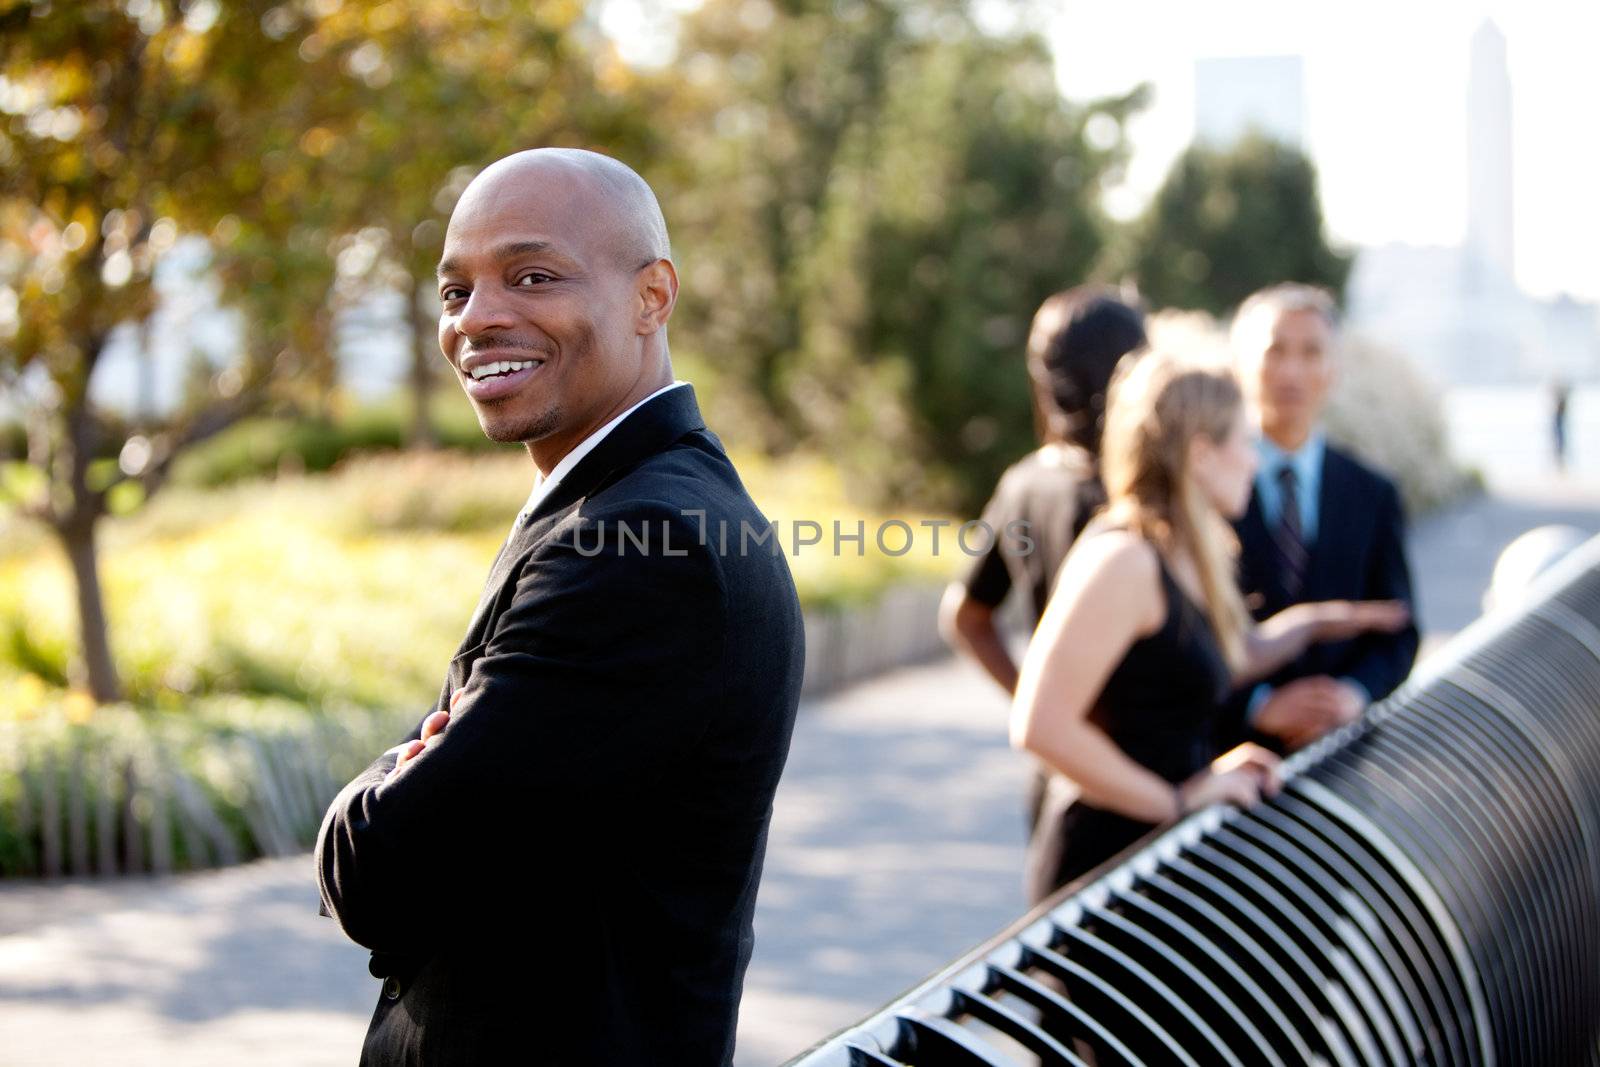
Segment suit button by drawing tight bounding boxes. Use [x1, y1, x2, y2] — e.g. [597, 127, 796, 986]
[383, 976, 402, 1001]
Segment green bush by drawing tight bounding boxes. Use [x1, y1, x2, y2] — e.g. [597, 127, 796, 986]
[168, 395, 518, 489]
[0, 420, 24, 462]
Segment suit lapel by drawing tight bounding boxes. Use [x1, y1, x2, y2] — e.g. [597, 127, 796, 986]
[455, 535, 527, 654]
[452, 385, 708, 650]
[525, 384, 706, 527]
[1301, 446, 1344, 602]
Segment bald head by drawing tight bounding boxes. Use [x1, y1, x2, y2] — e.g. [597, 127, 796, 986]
[435, 147, 680, 471]
[455, 148, 671, 273]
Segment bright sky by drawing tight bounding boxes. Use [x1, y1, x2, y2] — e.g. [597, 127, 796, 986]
[1046, 0, 1600, 302]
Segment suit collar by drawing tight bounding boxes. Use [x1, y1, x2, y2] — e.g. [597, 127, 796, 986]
[1240, 484, 1268, 547]
[1238, 443, 1357, 610]
[1238, 460, 1326, 609]
[452, 384, 708, 645]
[1300, 445, 1360, 599]
[518, 382, 689, 519]
[464, 382, 707, 639]
[521, 382, 707, 530]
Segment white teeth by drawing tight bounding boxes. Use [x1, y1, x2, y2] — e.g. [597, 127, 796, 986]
[469, 359, 538, 381]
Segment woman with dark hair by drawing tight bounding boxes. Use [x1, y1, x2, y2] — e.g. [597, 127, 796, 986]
[939, 285, 1146, 829]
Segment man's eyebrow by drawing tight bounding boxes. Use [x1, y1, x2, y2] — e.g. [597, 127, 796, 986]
[436, 240, 555, 277]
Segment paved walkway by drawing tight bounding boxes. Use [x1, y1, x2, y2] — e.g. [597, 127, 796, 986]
[1, 484, 1597, 1066]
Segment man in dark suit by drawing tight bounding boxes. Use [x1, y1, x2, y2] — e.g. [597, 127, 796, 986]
[315, 148, 805, 1065]
[1224, 283, 1419, 752]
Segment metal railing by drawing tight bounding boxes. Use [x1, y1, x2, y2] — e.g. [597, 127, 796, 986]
[785, 535, 1600, 1067]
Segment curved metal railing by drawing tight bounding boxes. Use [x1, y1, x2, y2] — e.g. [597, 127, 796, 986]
[785, 535, 1600, 1067]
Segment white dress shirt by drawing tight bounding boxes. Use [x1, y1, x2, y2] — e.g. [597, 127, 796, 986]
[512, 380, 689, 530]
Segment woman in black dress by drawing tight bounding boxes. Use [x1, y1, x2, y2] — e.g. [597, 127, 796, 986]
[1010, 350, 1409, 904]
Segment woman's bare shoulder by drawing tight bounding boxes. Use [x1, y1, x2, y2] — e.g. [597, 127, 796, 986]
[1050, 525, 1165, 638]
[1071, 525, 1160, 579]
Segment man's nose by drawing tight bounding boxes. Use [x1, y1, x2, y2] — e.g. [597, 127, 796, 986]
[1279, 351, 1313, 378]
[453, 285, 516, 337]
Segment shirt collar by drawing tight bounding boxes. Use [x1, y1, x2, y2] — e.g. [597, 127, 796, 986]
[1257, 427, 1324, 487]
[518, 380, 688, 520]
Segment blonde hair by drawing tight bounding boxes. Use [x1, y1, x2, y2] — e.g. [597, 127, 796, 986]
[1099, 350, 1252, 670]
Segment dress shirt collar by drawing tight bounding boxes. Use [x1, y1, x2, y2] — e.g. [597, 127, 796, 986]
[1256, 428, 1324, 490]
[1254, 427, 1325, 540]
[515, 380, 688, 526]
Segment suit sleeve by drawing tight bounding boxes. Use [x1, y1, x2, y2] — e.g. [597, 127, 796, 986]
[314, 508, 727, 951]
[1338, 478, 1420, 702]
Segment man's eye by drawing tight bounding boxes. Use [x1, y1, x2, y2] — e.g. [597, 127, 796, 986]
[441, 287, 468, 302]
[515, 272, 554, 287]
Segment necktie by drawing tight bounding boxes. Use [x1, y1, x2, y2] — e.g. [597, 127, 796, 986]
[1272, 464, 1308, 599]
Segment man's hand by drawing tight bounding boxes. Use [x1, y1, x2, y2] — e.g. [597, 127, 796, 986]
[1253, 676, 1364, 750]
[384, 690, 463, 784]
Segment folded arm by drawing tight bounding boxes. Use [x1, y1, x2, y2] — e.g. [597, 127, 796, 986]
[315, 510, 726, 952]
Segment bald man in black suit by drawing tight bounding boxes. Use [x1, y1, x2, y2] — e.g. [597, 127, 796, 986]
[315, 149, 805, 1066]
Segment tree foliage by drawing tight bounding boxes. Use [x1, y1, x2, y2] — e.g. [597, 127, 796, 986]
[0, 0, 351, 700]
[3, 1, 1363, 705]
[654, 0, 1143, 509]
[0, 0, 651, 700]
[1116, 132, 1352, 317]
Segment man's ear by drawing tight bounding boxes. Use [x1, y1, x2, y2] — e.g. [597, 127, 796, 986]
[636, 259, 678, 335]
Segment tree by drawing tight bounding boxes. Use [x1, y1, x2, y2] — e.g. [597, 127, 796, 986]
[1117, 132, 1352, 317]
[0, 0, 341, 701]
[0, 0, 652, 702]
[654, 0, 1142, 510]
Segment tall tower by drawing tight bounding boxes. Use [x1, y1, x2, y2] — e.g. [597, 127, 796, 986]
[1466, 20, 1514, 288]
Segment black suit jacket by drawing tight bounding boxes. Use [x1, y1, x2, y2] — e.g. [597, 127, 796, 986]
[315, 386, 805, 1066]
[1220, 443, 1420, 750]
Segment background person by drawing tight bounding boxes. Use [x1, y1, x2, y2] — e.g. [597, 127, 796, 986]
[1222, 283, 1420, 753]
[939, 287, 1145, 829]
[1552, 378, 1571, 471]
[1010, 350, 1408, 903]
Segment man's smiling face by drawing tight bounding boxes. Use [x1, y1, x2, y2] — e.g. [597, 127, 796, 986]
[435, 161, 648, 460]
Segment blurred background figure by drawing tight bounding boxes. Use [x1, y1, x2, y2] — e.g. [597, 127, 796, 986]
[1220, 284, 1420, 753]
[1010, 350, 1407, 903]
[939, 286, 1144, 830]
[1552, 378, 1571, 471]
